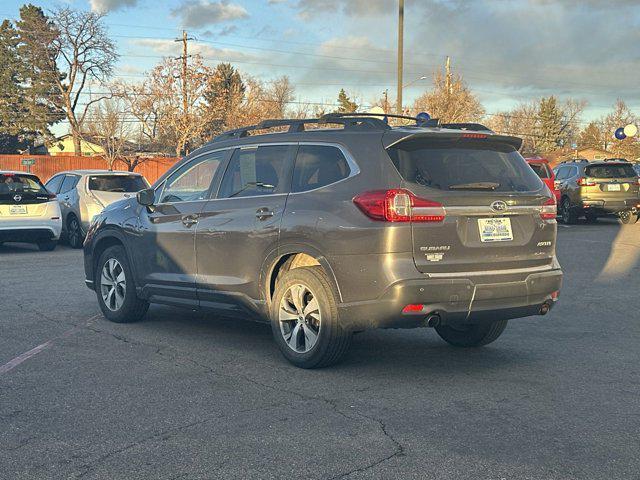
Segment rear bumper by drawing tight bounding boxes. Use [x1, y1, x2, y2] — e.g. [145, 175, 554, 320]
[580, 198, 640, 214]
[0, 227, 60, 243]
[0, 220, 62, 243]
[338, 267, 563, 330]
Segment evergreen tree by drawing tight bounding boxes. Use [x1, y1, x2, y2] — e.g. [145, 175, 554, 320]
[337, 89, 358, 113]
[203, 63, 246, 136]
[0, 16, 62, 153]
[536, 96, 564, 153]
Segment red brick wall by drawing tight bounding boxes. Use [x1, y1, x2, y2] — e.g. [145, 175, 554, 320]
[0, 155, 178, 184]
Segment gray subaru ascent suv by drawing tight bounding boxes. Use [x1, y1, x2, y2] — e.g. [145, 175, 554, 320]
[83, 114, 563, 368]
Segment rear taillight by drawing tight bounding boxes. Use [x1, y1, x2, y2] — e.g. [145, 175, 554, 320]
[353, 189, 445, 223]
[578, 177, 596, 187]
[540, 197, 557, 220]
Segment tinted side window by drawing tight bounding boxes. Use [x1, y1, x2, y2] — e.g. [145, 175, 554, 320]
[568, 166, 579, 179]
[292, 145, 351, 193]
[160, 151, 225, 203]
[554, 166, 567, 180]
[218, 145, 293, 198]
[59, 175, 80, 194]
[45, 175, 64, 194]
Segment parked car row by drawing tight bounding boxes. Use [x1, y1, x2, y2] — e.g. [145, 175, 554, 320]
[525, 157, 640, 224]
[0, 170, 149, 251]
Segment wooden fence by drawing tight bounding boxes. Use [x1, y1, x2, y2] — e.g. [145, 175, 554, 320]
[0, 155, 178, 184]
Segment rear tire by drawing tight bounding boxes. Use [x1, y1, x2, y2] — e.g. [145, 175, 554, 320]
[435, 320, 508, 347]
[37, 240, 57, 252]
[96, 245, 149, 323]
[619, 211, 638, 224]
[270, 266, 352, 368]
[67, 215, 84, 249]
[560, 198, 577, 224]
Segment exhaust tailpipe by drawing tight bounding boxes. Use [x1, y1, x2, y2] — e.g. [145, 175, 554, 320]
[426, 314, 441, 328]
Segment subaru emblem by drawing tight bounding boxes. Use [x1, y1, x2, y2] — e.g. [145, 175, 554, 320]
[491, 200, 507, 212]
[13, 194, 22, 202]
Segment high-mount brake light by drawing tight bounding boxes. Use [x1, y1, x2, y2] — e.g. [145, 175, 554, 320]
[461, 133, 488, 139]
[353, 189, 445, 223]
[578, 177, 596, 187]
[540, 197, 557, 220]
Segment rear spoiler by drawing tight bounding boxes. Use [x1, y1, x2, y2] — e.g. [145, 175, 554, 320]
[384, 131, 523, 151]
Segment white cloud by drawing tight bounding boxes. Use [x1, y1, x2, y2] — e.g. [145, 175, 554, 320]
[171, 1, 249, 28]
[130, 38, 255, 63]
[89, 0, 138, 13]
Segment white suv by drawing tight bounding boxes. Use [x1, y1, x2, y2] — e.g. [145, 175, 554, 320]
[0, 171, 62, 251]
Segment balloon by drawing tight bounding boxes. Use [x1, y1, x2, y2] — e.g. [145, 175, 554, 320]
[623, 124, 638, 137]
[615, 127, 627, 140]
[416, 112, 431, 126]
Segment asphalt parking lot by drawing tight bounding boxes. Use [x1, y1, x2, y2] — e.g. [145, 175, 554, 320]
[1, 219, 639, 480]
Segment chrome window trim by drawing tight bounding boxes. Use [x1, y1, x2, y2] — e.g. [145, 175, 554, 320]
[154, 141, 360, 204]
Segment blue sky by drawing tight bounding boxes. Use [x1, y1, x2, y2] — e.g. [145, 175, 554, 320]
[3, 0, 640, 134]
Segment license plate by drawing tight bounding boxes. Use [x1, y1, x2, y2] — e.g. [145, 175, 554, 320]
[607, 184, 621, 191]
[10, 205, 27, 215]
[478, 217, 513, 243]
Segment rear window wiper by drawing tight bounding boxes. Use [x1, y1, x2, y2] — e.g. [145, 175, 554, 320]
[448, 182, 500, 190]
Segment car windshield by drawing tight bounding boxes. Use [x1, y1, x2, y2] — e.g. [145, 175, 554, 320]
[88, 175, 148, 192]
[528, 163, 551, 179]
[0, 174, 48, 195]
[387, 139, 543, 192]
[585, 164, 637, 178]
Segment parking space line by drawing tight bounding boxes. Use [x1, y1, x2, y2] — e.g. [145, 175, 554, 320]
[0, 314, 101, 376]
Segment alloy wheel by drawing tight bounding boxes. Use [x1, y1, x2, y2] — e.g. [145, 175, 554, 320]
[100, 258, 126, 311]
[279, 283, 321, 353]
[68, 217, 81, 247]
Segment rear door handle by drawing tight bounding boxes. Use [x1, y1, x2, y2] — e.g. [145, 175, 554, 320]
[255, 208, 275, 220]
[181, 214, 199, 227]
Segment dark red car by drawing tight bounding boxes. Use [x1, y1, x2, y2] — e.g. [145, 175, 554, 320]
[526, 158, 560, 202]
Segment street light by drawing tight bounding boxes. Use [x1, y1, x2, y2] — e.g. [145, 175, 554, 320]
[402, 75, 428, 89]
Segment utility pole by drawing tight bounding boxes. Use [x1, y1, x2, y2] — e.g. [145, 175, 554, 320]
[445, 56, 452, 95]
[174, 30, 194, 154]
[383, 89, 389, 114]
[396, 0, 404, 115]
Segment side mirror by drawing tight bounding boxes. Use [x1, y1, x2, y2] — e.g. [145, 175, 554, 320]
[137, 188, 155, 207]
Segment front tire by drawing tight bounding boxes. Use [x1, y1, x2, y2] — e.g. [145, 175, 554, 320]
[96, 245, 149, 323]
[270, 266, 352, 368]
[67, 215, 84, 249]
[560, 198, 577, 224]
[619, 211, 638, 224]
[435, 320, 508, 347]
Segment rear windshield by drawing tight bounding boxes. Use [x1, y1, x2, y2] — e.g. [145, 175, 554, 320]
[528, 163, 551, 179]
[88, 175, 148, 192]
[388, 139, 543, 192]
[585, 164, 637, 179]
[0, 174, 47, 196]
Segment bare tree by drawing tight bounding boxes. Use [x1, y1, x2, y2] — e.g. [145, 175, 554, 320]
[114, 80, 161, 146]
[85, 98, 131, 170]
[264, 76, 295, 118]
[18, 7, 117, 155]
[412, 70, 484, 123]
[149, 56, 211, 157]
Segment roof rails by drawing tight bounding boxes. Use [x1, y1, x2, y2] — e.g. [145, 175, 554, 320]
[211, 115, 393, 142]
[561, 158, 589, 163]
[210, 113, 493, 143]
[603, 157, 628, 162]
